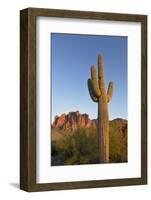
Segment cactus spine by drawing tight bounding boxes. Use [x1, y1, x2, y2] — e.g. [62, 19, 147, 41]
[87, 54, 114, 163]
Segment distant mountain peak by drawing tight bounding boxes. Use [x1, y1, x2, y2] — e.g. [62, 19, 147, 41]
[111, 118, 127, 124]
[52, 111, 96, 130]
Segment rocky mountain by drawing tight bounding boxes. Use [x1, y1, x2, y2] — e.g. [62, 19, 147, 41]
[52, 111, 127, 131]
[52, 111, 96, 130]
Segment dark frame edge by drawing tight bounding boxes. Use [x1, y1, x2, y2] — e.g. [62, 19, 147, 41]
[20, 8, 29, 191]
[27, 177, 145, 192]
[20, 8, 36, 192]
[141, 15, 148, 185]
[23, 7, 147, 22]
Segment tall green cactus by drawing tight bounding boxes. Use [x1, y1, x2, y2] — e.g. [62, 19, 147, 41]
[87, 54, 114, 163]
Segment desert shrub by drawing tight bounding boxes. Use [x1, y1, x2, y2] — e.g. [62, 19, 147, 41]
[109, 121, 127, 162]
[54, 127, 99, 165]
[51, 141, 58, 156]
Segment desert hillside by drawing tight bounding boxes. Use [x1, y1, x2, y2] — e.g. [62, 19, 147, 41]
[51, 111, 127, 166]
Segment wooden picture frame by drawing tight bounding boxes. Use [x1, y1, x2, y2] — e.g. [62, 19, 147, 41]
[20, 7, 147, 192]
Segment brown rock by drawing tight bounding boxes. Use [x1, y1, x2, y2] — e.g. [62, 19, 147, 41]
[52, 111, 95, 130]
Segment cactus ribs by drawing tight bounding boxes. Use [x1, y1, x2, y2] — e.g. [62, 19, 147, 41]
[87, 54, 114, 163]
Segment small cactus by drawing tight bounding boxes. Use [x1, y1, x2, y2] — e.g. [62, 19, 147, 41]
[87, 54, 114, 163]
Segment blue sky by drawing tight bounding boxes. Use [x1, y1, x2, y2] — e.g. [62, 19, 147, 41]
[51, 33, 127, 121]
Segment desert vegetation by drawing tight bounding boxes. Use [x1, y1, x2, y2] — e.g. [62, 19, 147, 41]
[51, 119, 127, 166]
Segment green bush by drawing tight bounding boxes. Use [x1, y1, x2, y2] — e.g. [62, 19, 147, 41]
[109, 121, 127, 162]
[51, 141, 58, 156]
[52, 127, 99, 165]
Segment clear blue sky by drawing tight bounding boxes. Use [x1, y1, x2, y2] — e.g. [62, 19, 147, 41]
[51, 33, 127, 121]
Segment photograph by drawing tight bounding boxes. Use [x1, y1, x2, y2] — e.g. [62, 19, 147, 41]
[51, 33, 128, 166]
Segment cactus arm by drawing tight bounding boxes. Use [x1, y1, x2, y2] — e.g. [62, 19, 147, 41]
[107, 81, 114, 102]
[87, 79, 99, 102]
[91, 65, 101, 97]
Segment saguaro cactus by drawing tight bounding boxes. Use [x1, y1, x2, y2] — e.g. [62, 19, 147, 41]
[87, 54, 114, 163]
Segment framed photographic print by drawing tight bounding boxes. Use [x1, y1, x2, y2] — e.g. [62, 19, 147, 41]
[20, 8, 147, 191]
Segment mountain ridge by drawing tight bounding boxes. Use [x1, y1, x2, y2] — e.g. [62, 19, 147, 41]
[52, 111, 127, 131]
